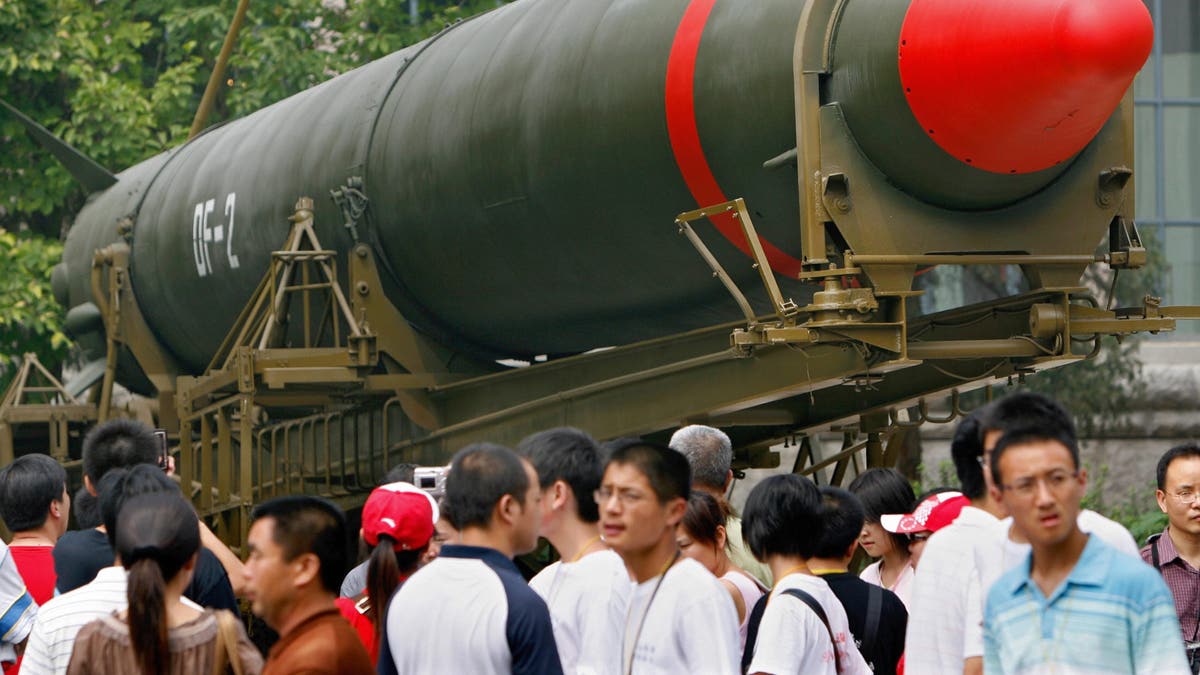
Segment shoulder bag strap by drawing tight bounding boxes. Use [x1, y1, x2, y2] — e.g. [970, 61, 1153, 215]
[862, 582, 882, 654]
[213, 610, 245, 675]
[741, 593, 771, 674]
[1147, 532, 1162, 569]
[781, 588, 842, 675]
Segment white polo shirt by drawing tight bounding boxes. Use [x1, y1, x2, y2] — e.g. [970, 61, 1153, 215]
[384, 544, 562, 675]
[529, 550, 631, 675]
[904, 505, 1002, 673]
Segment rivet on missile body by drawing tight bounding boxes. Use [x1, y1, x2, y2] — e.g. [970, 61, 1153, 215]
[355, 245, 368, 258]
[356, 281, 369, 296]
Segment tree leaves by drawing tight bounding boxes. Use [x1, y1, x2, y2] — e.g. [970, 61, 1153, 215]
[0, 228, 68, 393]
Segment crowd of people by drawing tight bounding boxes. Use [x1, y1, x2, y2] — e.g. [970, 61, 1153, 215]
[0, 391, 1194, 673]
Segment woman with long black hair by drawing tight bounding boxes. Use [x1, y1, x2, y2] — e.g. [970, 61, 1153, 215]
[67, 492, 262, 674]
[336, 481, 437, 663]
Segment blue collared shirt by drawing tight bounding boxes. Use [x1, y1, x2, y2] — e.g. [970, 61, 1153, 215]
[984, 534, 1190, 674]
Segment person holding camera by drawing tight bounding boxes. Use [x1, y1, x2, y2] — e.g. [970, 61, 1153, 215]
[1142, 443, 1200, 673]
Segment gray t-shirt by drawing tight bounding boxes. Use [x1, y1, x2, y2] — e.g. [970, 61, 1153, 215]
[340, 560, 368, 597]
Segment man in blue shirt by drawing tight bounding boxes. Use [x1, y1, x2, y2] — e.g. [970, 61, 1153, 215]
[382, 442, 562, 675]
[983, 393, 1189, 674]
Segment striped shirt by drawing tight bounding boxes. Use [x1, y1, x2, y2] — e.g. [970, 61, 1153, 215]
[984, 535, 1191, 674]
[1140, 527, 1200, 644]
[0, 541, 36, 666]
[21, 566, 202, 675]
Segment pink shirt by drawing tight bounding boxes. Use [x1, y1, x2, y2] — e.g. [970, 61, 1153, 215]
[858, 559, 914, 609]
[721, 569, 765, 650]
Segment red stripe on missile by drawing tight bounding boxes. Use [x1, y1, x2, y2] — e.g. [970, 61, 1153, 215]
[666, 0, 804, 278]
[899, 0, 1153, 174]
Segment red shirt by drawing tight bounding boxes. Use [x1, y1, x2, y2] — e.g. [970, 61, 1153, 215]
[335, 595, 378, 664]
[335, 573, 411, 665]
[9, 545, 56, 603]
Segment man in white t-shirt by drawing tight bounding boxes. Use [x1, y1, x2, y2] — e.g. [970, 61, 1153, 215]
[905, 407, 1008, 675]
[598, 440, 740, 675]
[522, 428, 631, 675]
[742, 474, 871, 675]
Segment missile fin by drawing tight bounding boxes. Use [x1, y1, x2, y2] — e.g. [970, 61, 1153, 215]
[0, 98, 118, 194]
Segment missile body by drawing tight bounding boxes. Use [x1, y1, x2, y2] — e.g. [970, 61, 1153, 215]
[53, 0, 1154, 388]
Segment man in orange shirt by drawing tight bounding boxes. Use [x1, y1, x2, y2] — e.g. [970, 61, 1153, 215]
[244, 496, 373, 675]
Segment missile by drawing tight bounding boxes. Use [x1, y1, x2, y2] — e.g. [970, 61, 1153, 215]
[44, 0, 1153, 392]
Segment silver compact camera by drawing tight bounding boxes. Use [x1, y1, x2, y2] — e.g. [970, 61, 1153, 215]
[413, 465, 449, 498]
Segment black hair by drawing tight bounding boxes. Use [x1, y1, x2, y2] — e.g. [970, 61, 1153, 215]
[604, 440, 690, 504]
[117, 492, 200, 675]
[990, 426, 1081, 486]
[98, 465, 180, 548]
[950, 412, 987, 499]
[1156, 443, 1200, 491]
[250, 496, 348, 594]
[914, 486, 960, 505]
[517, 427, 603, 523]
[443, 443, 531, 530]
[0, 453, 67, 532]
[812, 486, 866, 559]
[847, 468, 913, 552]
[437, 496, 456, 530]
[983, 393, 1079, 485]
[365, 537, 425, 647]
[680, 491, 731, 549]
[74, 485, 102, 529]
[82, 418, 159, 484]
[382, 463, 418, 485]
[742, 474, 823, 560]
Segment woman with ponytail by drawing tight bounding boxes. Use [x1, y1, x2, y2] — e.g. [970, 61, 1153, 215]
[336, 481, 437, 662]
[66, 492, 262, 674]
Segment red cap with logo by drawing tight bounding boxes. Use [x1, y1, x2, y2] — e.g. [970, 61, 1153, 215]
[361, 481, 438, 551]
[880, 491, 969, 535]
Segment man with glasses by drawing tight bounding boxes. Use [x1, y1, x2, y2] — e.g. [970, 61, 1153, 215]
[1143, 443, 1200, 672]
[598, 440, 739, 674]
[983, 398, 1189, 674]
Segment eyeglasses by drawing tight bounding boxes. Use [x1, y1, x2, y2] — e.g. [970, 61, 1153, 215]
[1000, 470, 1078, 498]
[908, 532, 931, 544]
[1166, 490, 1200, 505]
[594, 487, 649, 507]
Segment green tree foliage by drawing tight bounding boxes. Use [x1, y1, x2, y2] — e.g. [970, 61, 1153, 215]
[0, 0, 506, 386]
[1, 0, 507, 238]
[0, 229, 70, 394]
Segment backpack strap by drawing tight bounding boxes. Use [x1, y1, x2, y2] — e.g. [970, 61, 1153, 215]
[1147, 532, 1162, 570]
[741, 593, 771, 673]
[741, 589, 842, 674]
[862, 582, 882, 656]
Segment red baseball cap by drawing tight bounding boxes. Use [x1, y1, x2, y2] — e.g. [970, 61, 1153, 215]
[361, 482, 438, 551]
[880, 491, 969, 535]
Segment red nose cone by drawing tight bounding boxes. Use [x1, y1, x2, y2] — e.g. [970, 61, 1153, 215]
[899, 0, 1154, 175]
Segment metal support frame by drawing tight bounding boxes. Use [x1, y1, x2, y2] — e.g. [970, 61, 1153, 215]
[91, 243, 183, 428]
[175, 198, 452, 542]
[0, 353, 95, 466]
